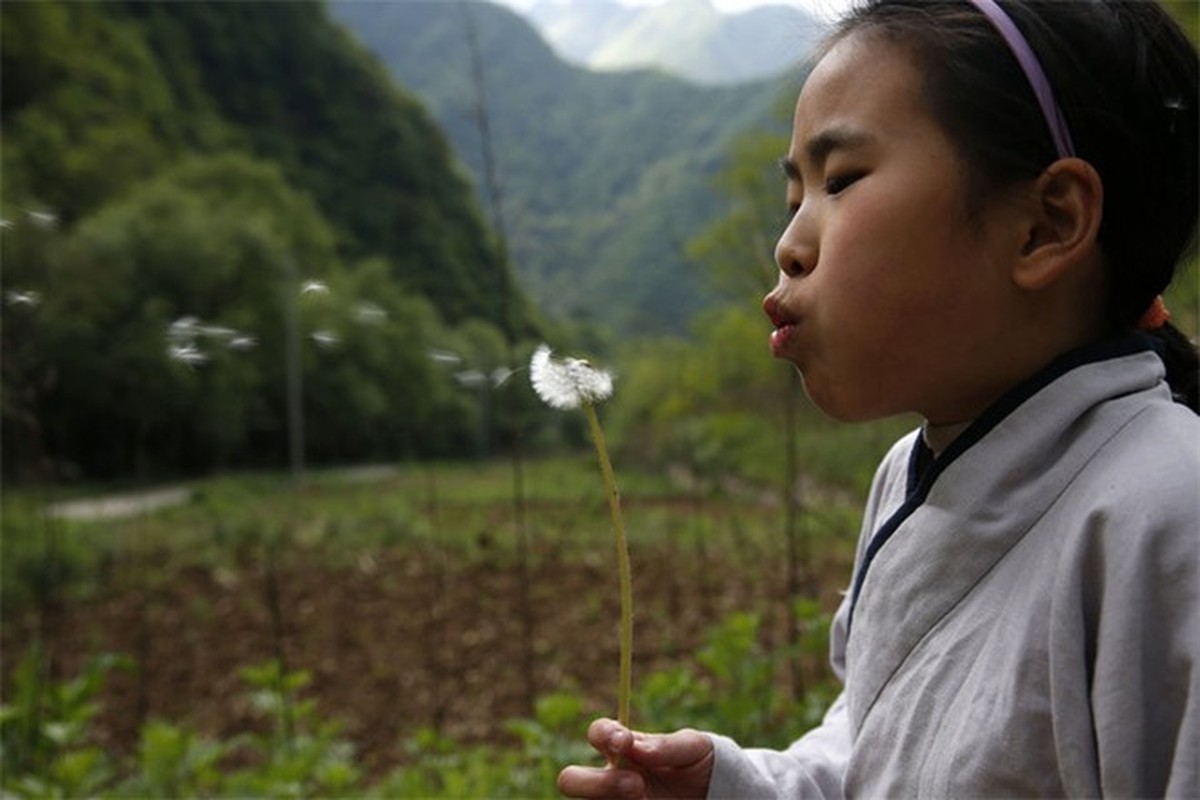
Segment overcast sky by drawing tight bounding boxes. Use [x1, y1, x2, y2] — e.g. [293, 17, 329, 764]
[495, 0, 858, 23]
[709, 0, 855, 20]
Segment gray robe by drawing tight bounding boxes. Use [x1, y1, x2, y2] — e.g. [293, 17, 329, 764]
[708, 338, 1200, 798]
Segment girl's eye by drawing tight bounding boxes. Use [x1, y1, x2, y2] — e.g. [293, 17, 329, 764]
[824, 172, 863, 195]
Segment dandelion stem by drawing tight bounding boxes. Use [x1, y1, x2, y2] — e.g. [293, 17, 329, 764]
[583, 401, 632, 728]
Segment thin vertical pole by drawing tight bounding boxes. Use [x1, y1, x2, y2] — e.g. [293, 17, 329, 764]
[283, 258, 305, 482]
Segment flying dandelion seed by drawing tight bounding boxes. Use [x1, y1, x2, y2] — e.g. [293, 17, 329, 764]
[5, 290, 41, 308]
[0, 219, 14, 231]
[199, 324, 238, 340]
[311, 330, 339, 348]
[168, 316, 200, 342]
[26, 210, 58, 229]
[169, 344, 209, 367]
[454, 369, 487, 388]
[228, 335, 258, 351]
[301, 280, 329, 295]
[354, 302, 387, 324]
[491, 366, 516, 388]
[428, 349, 463, 365]
[529, 344, 613, 410]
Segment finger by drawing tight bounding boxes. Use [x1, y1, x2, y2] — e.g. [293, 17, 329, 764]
[627, 728, 712, 769]
[557, 765, 644, 799]
[586, 718, 634, 759]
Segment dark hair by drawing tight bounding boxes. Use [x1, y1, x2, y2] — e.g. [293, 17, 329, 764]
[831, 0, 1199, 410]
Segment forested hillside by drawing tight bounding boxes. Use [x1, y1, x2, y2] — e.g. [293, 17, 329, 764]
[330, 0, 802, 336]
[1, 1, 538, 481]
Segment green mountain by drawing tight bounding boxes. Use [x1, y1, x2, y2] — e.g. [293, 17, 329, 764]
[330, 0, 801, 336]
[1, 0, 536, 478]
[4, 0, 530, 333]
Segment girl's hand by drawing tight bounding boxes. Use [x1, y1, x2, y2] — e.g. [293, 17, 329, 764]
[557, 718, 714, 799]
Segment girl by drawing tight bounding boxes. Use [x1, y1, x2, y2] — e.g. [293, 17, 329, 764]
[558, 0, 1199, 797]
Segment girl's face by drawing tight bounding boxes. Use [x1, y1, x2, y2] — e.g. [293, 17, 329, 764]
[765, 32, 1032, 424]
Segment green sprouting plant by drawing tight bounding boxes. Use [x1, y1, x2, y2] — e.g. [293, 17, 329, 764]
[112, 720, 229, 798]
[374, 692, 595, 798]
[504, 692, 597, 792]
[529, 344, 633, 728]
[219, 660, 363, 797]
[0, 645, 129, 798]
[1, 653, 365, 798]
[632, 606, 839, 748]
[372, 728, 531, 799]
[0, 609, 837, 798]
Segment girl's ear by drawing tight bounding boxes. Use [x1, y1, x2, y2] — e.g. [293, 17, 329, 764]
[1014, 158, 1104, 291]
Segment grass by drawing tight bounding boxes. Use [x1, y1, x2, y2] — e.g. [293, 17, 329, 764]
[3, 451, 861, 606]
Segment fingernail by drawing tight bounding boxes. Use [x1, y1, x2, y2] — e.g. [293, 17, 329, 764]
[608, 728, 629, 752]
[617, 774, 639, 797]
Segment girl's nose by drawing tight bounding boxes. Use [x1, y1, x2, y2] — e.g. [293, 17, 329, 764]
[774, 209, 817, 278]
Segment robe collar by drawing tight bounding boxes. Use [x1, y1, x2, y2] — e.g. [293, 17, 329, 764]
[844, 333, 1168, 730]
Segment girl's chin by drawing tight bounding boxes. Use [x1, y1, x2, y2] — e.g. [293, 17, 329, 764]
[798, 376, 891, 424]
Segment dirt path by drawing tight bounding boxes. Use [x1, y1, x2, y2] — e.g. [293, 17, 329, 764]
[44, 464, 400, 522]
[47, 486, 193, 521]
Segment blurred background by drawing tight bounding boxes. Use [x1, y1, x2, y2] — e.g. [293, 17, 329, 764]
[2, 0, 1195, 796]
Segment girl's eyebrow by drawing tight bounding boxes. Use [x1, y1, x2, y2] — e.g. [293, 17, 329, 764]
[807, 126, 874, 166]
[781, 126, 876, 180]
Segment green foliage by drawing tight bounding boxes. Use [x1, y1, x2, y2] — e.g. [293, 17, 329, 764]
[1161, 0, 1199, 45]
[116, 0, 531, 335]
[688, 125, 793, 303]
[0, 647, 131, 798]
[634, 606, 835, 747]
[330, 0, 797, 337]
[1, 450, 858, 796]
[0, 496, 108, 612]
[1, 610, 837, 798]
[32, 154, 331, 475]
[605, 302, 909, 496]
[214, 662, 364, 798]
[2, 655, 363, 798]
[377, 693, 595, 798]
[0, 2, 185, 219]
[2, 0, 542, 482]
[118, 721, 229, 798]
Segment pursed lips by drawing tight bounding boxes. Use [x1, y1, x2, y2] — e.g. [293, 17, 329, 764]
[763, 294, 800, 357]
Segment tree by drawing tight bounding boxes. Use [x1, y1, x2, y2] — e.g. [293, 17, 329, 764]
[20, 154, 337, 476]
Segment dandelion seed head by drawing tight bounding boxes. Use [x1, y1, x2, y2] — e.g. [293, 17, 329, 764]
[530, 344, 613, 410]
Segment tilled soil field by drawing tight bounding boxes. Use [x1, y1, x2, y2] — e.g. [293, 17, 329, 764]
[3, 532, 853, 776]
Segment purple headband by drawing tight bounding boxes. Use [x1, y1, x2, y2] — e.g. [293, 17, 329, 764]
[965, 0, 1076, 158]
